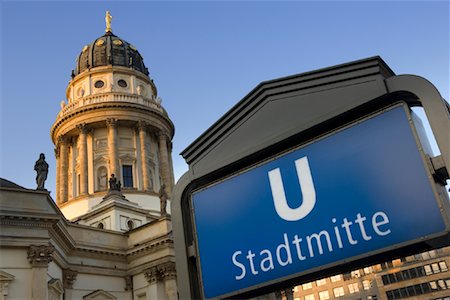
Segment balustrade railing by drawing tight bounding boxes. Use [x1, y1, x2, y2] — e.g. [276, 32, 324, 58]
[59, 93, 163, 117]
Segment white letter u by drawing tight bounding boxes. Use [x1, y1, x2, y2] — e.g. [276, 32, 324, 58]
[268, 156, 316, 221]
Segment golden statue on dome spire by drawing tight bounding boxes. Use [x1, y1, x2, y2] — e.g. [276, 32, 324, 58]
[105, 11, 112, 32]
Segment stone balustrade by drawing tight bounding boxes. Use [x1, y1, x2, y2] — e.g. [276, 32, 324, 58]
[59, 93, 163, 117]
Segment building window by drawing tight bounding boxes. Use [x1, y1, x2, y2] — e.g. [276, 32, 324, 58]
[424, 265, 433, 275]
[364, 266, 373, 274]
[304, 294, 315, 300]
[316, 278, 327, 286]
[94, 80, 104, 88]
[351, 270, 361, 278]
[302, 282, 312, 290]
[348, 283, 359, 294]
[439, 261, 448, 272]
[122, 165, 133, 187]
[333, 287, 345, 297]
[97, 222, 104, 229]
[386, 277, 450, 299]
[318, 290, 329, 300]
[118, 79, 127, 87]
[331, 274, 342, 282]
[367, 296, 377, 300]
[363, 280, 372, 290]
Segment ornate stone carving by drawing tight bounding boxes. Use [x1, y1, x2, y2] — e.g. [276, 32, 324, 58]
[158, 261, 177, 281]
[124, 275, 133, 291]
[106, 118, 117, 128]
[57, 135, 68, 146]
[137, 120, 148, 131]
[159, 184, 168, 217]
[63, 268, 78, 289]
[27, 244, 55, 267]
[76, 123, 87, 133]
[144, 262, 176, 284]
[144, 266, 160, 284]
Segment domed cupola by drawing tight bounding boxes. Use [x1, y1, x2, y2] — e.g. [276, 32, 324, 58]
[74, 31, 149, 77]
[51, 11, 175, 222]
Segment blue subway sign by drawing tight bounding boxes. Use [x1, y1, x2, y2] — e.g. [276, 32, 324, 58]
[191, 105, 448, 299]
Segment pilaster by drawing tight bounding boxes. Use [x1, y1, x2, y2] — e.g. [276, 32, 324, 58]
[27, 245, 55, 300]
[144, 262, 177, 300]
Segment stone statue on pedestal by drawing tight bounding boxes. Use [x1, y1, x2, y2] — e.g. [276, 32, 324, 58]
[159, 184, 168, 217]
[109, 174, 121, 191]
[34, 153, 49, 190]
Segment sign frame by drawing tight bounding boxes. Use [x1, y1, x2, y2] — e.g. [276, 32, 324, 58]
[189, 103, 450, 299]
[172, 58, 450, 300]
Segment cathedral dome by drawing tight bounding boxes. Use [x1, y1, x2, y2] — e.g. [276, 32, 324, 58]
[74, 31, 149, 77]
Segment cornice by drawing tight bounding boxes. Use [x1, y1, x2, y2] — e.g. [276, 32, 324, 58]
[51, 102, 174, 144]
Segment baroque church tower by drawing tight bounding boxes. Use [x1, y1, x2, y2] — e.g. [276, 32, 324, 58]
[51, 12, 175, 229]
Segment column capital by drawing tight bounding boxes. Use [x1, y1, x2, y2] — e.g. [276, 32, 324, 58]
[27, 244, 55, 267]
[137, 120, 148, 131]
[144, 266, 160, 284]
[144, 262, 176, 283]
[57, 135, 69, 146]
[157, 130, 170, 140]
[158, 261, 177, 281]
[125, 275, 133, 291]
[63, 268, 78, 289]
[106, 118, 118, 128]
[76, 123, 88, 134]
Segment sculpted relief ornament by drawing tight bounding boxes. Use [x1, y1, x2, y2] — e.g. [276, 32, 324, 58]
[27, 244, 55, 267]
[144, 262, 176, 283]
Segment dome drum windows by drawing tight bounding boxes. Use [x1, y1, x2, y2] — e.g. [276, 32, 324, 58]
[117, 79, 127, 88]
[94, 80, 105, 89]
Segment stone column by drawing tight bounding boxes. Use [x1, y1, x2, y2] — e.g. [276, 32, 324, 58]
[144, 266, 164, 299]
[77, 123, 88, 195]
[27, 245, 54, 300]
[59, 136, 69, 203]
[106, 118, 119, 178]
[159, 262, 178, 300]
[158, 131, 172, 196]
[54, 147, 60, 205]
[138, 121, 150, 191]
[144, 262, 178, 300]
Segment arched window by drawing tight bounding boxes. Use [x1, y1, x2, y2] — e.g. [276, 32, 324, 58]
[97, 222, 104, 229]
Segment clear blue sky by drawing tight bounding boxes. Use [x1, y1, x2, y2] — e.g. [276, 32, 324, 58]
[1, 1, 449, 196]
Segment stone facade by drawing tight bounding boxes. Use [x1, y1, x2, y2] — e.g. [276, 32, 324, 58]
[0, 14, 177, 300]
[0, 182, 177, 299]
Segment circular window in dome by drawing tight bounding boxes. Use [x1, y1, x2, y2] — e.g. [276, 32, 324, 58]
[113, 39, 123, 46]
[118, 79, 127, 88]
[95, 39, 105, 46]
[82, 45, 88, 52]
[94, 80, 104, 88]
